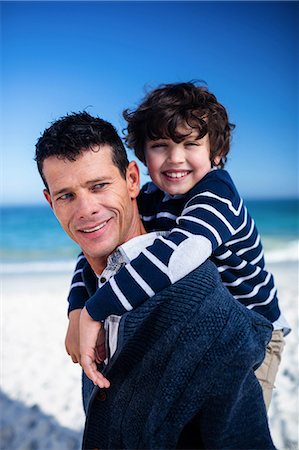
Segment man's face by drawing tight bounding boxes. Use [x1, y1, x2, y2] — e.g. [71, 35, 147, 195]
[43, 146, 140, 273]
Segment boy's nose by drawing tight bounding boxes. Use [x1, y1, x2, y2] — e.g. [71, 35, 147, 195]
[167, 146, 185, 164]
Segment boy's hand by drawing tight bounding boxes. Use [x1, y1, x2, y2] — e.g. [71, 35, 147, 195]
[65, 309, 81, 363]
[79, 307, 110, 388]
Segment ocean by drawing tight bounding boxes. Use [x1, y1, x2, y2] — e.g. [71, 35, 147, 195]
[1, 198, 298, 274]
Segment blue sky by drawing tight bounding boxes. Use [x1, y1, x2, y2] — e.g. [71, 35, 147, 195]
[1, 1, 298, 205]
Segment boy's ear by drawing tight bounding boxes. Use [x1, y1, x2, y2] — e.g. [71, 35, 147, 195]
[126, 161, 140, 199]
[43, 189, 53, 209]
[213, 155, 222, 166]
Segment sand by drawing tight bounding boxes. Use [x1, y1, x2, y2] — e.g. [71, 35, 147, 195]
[1, 262, 298, 450]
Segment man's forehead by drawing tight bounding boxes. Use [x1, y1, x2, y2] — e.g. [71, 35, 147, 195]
[42, 145, 119, 190]
[43, 144, 114, 167]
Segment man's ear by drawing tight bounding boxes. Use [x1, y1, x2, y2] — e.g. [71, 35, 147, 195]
[43, 189, 53, 209]
[126, 161, 140, 199]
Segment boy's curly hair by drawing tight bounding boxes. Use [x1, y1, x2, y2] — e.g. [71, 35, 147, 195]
[123, 82, 235, 168]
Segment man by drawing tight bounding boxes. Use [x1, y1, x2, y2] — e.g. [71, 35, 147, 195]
[35, 112, 275, 449]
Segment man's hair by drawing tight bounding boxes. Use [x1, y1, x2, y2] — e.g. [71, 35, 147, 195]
[35, 111, 129, 189]
[123, 81, 235, 168]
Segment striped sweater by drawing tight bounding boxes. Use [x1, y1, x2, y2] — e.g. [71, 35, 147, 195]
[68, 169, 282, 325]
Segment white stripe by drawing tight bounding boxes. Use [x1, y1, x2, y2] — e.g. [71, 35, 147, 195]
[157, 212, 178, 221]
[126, 264, 156, 296]
[234, 272, 272, 300]
[227, 219, 255, 246]
[141, 211, 178, 222]
[109, 277, 133, 311]
[77, 254, 86, 263]
[185, 191, 243, 215]
[70, 282, 86, 289]
[182, 204, 248, 237]
[216, 250, 232, 260]
[223, 267, 261, 287]
[250, 249, 264, 265]
[247, 286, 277, 309]
[217, 260, 247, 273]
[185, 204, 236, 234]
[236, 234, 261, 256]
[171, 228, 195, 239]
[177, 216, 222, 245]
[159, 236, 178, 250]
[73, 268, 83, 276]
[141, 214, 156, 222]
[142, 249, 170, 276]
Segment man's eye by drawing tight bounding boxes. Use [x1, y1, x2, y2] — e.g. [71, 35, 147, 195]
[93, 183, 108, 190]
[57, 193, 73, 201]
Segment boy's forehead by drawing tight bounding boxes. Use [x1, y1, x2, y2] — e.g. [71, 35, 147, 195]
[146, 125, 206, 142]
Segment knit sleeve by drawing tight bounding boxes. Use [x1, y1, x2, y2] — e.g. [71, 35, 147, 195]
[85, 171, 246, 322]
[67, 253, 89, 314]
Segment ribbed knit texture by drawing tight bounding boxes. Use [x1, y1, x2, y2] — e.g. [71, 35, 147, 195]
[82, 261, 275, 450]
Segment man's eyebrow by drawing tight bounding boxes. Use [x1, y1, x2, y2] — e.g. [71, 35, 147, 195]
[86, 177, 112, 185]
[52, 187, 71, 197]
[52, 178, 112, 197]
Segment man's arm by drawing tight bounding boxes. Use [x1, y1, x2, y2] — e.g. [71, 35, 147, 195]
[65, 254, 89, 363]
[65, 309, 82, 363]
[79, 307, 110, 388]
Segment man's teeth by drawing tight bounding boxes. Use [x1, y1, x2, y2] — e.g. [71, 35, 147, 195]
[165, 171, 189, 179]
[82, 222, 107, 233]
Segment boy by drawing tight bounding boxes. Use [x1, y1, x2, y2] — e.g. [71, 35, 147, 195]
[69, 82, 289, 409]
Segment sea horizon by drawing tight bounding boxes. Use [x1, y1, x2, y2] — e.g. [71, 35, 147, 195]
[1, 198, 298, 275]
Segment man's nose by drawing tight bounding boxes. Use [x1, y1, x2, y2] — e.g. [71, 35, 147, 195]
[167, 146, 185, 164]
[77, 195, 101, 219]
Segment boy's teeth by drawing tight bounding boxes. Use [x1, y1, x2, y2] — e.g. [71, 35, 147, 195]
[165, 171, 188, 178]
[82, 222, 107, 233]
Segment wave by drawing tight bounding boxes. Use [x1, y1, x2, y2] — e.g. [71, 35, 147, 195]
[264, 240, 299, 263]
[1, 260, 76, 275]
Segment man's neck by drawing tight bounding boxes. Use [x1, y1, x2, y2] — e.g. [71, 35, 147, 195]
[84, 219, 146, 276]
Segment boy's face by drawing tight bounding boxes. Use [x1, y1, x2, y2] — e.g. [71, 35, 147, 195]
[145, 126, 220, 195]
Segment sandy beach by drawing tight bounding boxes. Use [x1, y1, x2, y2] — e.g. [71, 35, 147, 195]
[1, 261, 298, 450]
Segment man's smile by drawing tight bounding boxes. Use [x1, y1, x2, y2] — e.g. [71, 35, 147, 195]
[77, 218, 112, 237]
[81, 221, 108, 233]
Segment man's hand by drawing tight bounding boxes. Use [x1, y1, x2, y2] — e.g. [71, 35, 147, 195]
[65, 309, 82, 363]
[79, 307, 110, 388]
[95, 327, 107, 363]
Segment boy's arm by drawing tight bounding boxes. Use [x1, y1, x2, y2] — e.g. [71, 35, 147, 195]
[67, 253, 89, 314]
[66, 253, 90, 362]
[85, 174, 244, 322]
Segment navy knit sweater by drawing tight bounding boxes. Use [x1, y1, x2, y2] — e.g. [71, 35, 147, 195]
[82, 261, 275, 450]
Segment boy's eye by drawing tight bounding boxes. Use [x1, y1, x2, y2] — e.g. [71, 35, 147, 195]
[152, 143, 166, 147]
[150, 143, 167, 149]
[185, 141, 200, 147]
